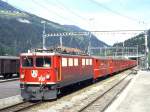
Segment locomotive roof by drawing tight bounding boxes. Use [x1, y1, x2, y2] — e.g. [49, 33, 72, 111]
[20, 53, 131, 61]
[20, 52, 56, 56]
[20, 50, 132, 61]
[20, 52, 91, 58]
[0, 56, 19, 59]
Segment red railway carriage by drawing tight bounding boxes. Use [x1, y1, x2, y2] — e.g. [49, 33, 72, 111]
[20, 52, 94, 100]
[93, 57, 111, 79]
[20, 51, 136, 100]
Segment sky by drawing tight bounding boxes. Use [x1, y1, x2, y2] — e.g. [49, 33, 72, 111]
[4, 0, 150, 45]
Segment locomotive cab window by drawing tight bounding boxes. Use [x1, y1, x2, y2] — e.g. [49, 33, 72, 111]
[22, 57, 33, 67]
[36, 57, 51, 67]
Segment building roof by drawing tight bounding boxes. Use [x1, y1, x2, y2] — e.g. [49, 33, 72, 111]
[0, 56, 19, 60]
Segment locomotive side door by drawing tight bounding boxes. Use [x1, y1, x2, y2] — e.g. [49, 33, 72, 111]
[93, 59, 100, 79]
[109, 59, 113, 74]
[53, 56, 61, 82]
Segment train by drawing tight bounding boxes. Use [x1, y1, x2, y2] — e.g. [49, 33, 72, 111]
[20, 48, 137, 100]
[0, 56, 19, 78]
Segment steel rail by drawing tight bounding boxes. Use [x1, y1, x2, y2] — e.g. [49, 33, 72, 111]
[78, 73, 132, 112]
[0, 101, 42, 112]
[101, 79, 132, 112]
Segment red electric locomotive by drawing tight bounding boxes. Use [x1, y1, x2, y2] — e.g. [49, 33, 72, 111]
[20, 49, 136, 100]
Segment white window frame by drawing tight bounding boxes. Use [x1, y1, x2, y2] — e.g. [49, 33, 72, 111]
[74, 58, 78, 66]
[86, 59, 89, 65]
[82, 59, 85, 66]
[62, 58, 67, 67]
[89, 59, 92, 65]
[68, 58, 73, 66]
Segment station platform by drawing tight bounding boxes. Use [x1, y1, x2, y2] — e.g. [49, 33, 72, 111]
[105, 70, 150, 112]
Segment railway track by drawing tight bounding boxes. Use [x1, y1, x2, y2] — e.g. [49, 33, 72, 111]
[0, 101, 42, 112]
[0, 69, 136, 112]
[0, 78, 19, 83]
[26, 69, 136, 112]
[77, 73, 133, 112]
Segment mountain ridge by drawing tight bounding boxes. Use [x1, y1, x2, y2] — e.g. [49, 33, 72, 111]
[0, 0, 108, 55]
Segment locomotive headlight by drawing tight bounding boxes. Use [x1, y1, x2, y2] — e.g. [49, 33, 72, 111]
[46, 74, 50, 80]
[20, 74, 25, 79]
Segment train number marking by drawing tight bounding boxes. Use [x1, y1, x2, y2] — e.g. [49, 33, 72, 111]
[31, 70, 38, 78]
[38, 76, 45, 82]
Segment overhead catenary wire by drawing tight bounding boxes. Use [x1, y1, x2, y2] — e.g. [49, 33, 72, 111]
[31, 0, 79, 25]
[44, 29, 146, 38]
[44, 0, 88, 27]
[54, 0, 87, 20]
[89, 0, 144, 24]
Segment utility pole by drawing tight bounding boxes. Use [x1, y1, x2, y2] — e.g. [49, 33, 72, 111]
[136, 45, 139, 68]
[145, 30, 149, 69]
[115, 42, 118, 57]
[60, 36, 63, 48]
[43, 32, 88, 50]
[139, 21, 149, 69]
[104, 46, 107, 57]
[88, 32, 91, 55]
[88, 18, 94, 56]
[41, 21, 46, 50]
[122, 43, 124, 58]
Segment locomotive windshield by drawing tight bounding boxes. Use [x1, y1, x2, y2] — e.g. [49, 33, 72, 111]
[36, 57, 51, 67]
[22, 56, 33, 67]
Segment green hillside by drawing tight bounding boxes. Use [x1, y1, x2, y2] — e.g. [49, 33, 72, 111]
[113, 30, 150, 54]
[113, 30, 150, 65]
[0, 0, 108, 56]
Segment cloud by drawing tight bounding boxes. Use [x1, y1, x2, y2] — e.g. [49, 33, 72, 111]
[77, 12, 144, 45]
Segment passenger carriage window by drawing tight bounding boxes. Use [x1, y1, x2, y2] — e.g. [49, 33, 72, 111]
[101, 60, 104, 66]
[89, 59, 92, 65]
[82, 59, 85, 66]
[68, 58, 73, 66]
[22, 57, 33, 67]
[74, 58, 78, 66]
[86, 59, 89, 65]
[36, 57, 51, 67]
[62, 58, 67, 67]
